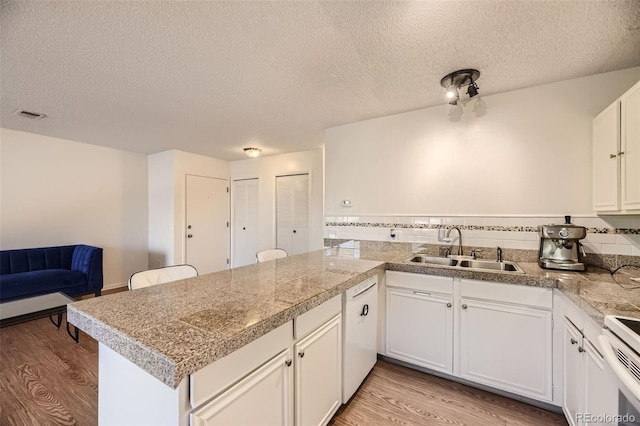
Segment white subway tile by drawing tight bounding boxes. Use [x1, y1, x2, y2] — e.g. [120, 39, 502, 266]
[483, 217, 503, 226]
[523, 241, 540, 250]
[601, 216, 633, 229]
[632, 217, 640, 230]
[572, 217, 603, 228]
[413, 216, 429, 225]
[396, 216, 412, 225]
[503, 217, 525, 227]
[501, 240, 524, 249]
[547, 217, 565, 225]
[602, 244, 632, 255]
[430, 217, 444, 225]
[526, 217, 549, 227]
[446, 217, 465, 225]
[465, 217, 484, 226]
[586, 233, 618, 244]
[633, 245, 640, 256]
[582, 242, 601, 254]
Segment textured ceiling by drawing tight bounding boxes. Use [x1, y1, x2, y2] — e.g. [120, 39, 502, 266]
[1, 1, 639, 160]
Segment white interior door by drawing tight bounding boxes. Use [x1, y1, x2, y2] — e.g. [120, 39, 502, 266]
[232, 178, 259, 267]
[186, 175, 229, 274]
[276, 174, 309, 256]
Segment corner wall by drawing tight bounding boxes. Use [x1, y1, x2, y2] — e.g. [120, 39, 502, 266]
[0, 128, 149, 288]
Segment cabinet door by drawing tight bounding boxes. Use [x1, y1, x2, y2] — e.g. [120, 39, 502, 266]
[386, 288, 453, 374]
[295, 314, 342, 426]
[593, 101, 620, 211]
[190, 349, 293, 426]
[563, 318, 582, 426]
[459, 298, 552, 402]
[584, 340, 617, 425]
[621, 80, 640, 210]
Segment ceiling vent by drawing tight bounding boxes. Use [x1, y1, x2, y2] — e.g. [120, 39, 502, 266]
[14, 109, 47, 119]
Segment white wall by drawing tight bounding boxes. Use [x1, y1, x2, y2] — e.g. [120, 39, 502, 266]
[325, 67, 640, 216]
[148, 150, 229, 268]
[0, 128, 148, 288]
[230, 149, 324, 258]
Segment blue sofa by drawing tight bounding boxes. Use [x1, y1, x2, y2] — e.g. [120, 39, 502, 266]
[0, 245, 103, 302]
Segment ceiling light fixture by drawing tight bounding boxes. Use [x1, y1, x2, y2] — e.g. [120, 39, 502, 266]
[243, 147, 262, 158]
[440, 69, 480, 105]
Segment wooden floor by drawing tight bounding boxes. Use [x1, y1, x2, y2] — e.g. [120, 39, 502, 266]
[1, 308, 566, 426]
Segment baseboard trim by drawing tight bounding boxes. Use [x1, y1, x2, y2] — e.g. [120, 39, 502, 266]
[103, 282, 127, 291]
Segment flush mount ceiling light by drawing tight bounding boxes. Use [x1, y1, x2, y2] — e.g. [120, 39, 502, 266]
[243, 147, 262, 158]
[440, 69, 480, 105]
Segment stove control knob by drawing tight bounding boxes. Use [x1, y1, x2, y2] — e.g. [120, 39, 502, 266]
[559, 229, 569, 238]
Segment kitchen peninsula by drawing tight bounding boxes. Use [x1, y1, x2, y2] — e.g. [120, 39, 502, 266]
[68, 245, 640, 426]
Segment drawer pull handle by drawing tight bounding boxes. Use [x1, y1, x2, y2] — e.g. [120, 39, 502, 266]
[361, 304, 369, 316]
[413, 291, 430, 296]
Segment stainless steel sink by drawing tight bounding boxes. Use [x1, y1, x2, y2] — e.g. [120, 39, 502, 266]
[406, 255, 524, 273]
[457, 259, 524, 273]
[407, 255, 457, 266]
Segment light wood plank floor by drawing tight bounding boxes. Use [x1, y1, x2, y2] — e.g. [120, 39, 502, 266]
[1, 306, 567, 426]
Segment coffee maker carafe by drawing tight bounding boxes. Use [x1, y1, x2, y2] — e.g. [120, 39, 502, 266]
[538, 216, 587, 271]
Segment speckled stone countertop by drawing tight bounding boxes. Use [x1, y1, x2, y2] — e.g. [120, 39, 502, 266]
[67, 249, 392, 389]
[68, 246, 640, 390]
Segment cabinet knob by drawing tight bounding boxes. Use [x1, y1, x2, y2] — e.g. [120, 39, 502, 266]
[293, 230, 297, 233]
[285, 359, 292, 367]
[578, 346, 585, 353]
[446, 303, 452, 308]
[462, 304, 468, 310]
[187, 234, 193, 238]
[570, 338, 577, 345]
[298, 351, 305, 358]
[243, 227, 246, 230]
[610, 153, 617, 159]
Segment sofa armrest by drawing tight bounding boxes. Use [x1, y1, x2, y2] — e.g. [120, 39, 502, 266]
[71, 245, 103, 292]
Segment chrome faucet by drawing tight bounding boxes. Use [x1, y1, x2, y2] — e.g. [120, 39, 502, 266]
[496, 246, 503, 262]
[445, 226, 463, 256]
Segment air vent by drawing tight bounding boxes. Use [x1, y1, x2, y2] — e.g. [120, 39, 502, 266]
[630, 359, 640, 382]
[13, 109, 46, 119]
[617, 348, 630, 368]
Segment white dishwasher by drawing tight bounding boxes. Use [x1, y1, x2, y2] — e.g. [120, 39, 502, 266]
[342, 275, 378, 403]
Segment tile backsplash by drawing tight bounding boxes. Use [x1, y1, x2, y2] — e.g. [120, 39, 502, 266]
[324, 215, 640, 256]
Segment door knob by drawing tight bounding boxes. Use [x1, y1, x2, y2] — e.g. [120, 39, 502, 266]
[187, 234, 193, 238]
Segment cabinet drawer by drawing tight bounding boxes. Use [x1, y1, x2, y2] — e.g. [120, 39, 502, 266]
[190, 321, 293, 409]
[386, 271, 453, 295]
[461, 279, 552, 309]
[295, 294, 341, 340]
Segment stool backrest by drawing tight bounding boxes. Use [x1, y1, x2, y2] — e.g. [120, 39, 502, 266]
[128, 264, 198, 290]
[256, 249, 288, 263]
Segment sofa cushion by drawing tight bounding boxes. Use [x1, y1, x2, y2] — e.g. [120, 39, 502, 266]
[0, 269, 87, 301]
[0, 246, 75, 275]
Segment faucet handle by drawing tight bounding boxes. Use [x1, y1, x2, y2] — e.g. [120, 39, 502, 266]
[470, 249, 482, 259]
[444, 247, 452, 257]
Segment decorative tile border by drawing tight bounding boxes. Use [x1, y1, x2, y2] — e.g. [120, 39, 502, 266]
[324, 222, 640, 235]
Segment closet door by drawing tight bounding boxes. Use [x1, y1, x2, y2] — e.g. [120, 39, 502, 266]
[276, 174, 309, 256]
[232, 179, 259, 267]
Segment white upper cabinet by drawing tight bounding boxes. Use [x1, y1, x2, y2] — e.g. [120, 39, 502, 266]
[620, 81, 640, 210]
[593, 80, 640, 213]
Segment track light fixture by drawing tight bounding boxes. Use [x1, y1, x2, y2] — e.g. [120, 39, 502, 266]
[440, 69, 480, 105]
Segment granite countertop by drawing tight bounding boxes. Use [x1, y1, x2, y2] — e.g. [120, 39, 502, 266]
[67, 249, 392, 389]
[68, 246, 640, 390]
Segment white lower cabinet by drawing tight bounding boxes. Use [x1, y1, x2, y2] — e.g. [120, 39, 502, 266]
[190, 349, 293, 426]
[459, 297, 552, 401]
[386, 287, 453, 374]
[384, 272, 553, 404]
[295, 314, 342, 426]
[561, 296, 617, 426]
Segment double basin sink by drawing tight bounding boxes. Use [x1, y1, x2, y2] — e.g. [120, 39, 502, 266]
[406, 254, 524, 273]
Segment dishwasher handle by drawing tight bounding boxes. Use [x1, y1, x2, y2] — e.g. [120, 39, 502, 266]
[352, 281, 377, 299]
